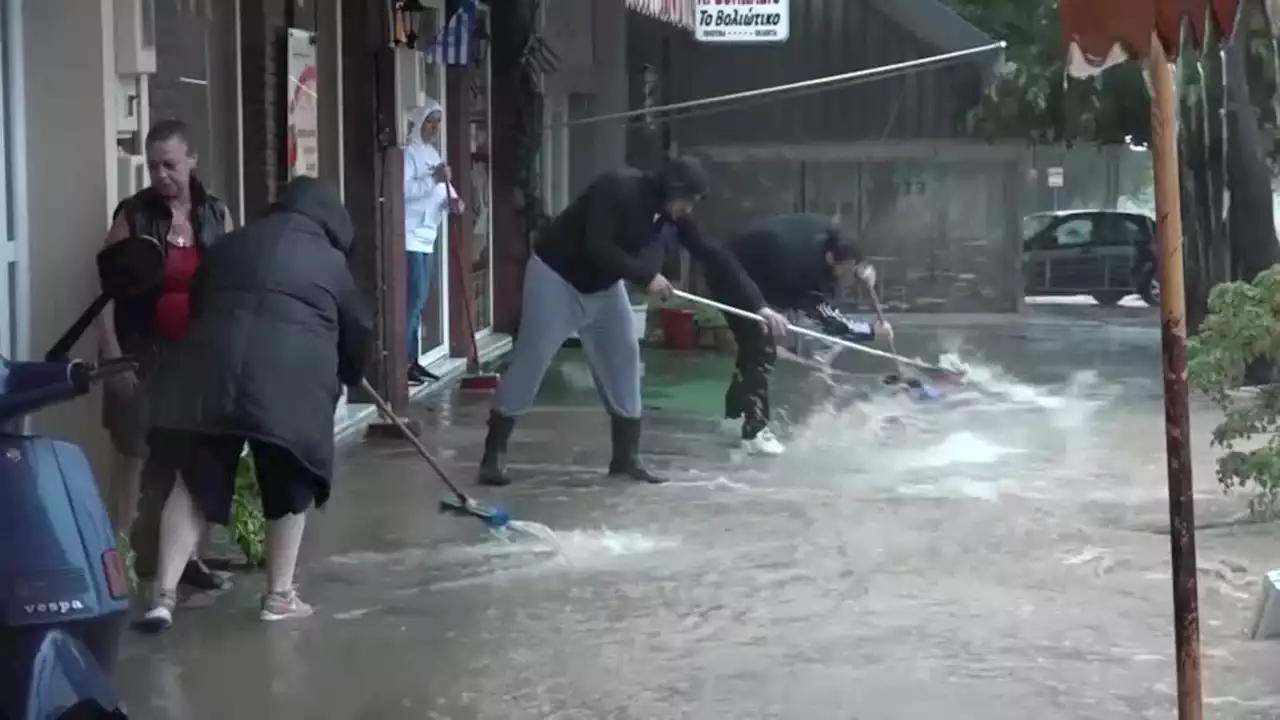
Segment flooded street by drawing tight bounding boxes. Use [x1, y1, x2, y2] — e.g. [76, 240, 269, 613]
[116, 308, 1280, 719]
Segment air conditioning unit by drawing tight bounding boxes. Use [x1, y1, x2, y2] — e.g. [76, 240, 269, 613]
[114, 0, 156, 75]
[117, 154, 147, 203]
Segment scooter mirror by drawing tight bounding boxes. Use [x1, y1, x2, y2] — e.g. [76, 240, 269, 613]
[96, 234, 164, 300]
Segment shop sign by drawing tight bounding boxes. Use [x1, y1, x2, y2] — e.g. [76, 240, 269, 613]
[695, 0, 790, 44]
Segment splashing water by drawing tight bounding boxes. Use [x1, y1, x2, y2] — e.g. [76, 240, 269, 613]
[497, 519, 569, 561]
[934, 352, 1066, 409]
[899, 431, 1023, 468]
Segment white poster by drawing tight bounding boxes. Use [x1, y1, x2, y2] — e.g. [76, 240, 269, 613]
[694, 0, 790, 44]
[286, 29, 320, 178]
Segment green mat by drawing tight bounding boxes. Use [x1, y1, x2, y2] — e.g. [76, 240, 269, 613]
[538, 348, 736, 416]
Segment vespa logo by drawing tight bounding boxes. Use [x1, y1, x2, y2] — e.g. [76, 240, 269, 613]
[24, 600, 85, 615]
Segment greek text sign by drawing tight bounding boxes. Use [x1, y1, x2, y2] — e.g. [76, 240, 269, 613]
[695, 0, 790, 43]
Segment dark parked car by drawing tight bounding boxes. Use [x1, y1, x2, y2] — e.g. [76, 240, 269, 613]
[1022, 209, 1159, 306]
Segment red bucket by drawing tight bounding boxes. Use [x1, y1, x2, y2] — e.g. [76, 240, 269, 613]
[660, 308, 698, 350]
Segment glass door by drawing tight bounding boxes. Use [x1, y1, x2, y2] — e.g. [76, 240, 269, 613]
[468, 4, 493, 335]
[399, 0, 450, 368]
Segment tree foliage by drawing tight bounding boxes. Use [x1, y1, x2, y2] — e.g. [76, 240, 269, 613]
[949, 0, 1151, 146]
[1189, 266, 1280, 514]
[952, 0, 1280, 332]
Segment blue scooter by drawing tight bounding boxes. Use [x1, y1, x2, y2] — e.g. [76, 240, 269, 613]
[0, 234, 165, 719]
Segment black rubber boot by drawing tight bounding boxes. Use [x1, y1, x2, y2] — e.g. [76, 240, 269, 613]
[607, 416, 667, 484]
[477, 411, 516, 486]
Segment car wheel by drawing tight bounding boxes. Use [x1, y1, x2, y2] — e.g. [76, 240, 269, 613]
[1091, 291, 1126, 307]
[1138, 269, 1159, 306]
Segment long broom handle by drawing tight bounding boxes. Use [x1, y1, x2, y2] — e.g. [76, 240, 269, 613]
[360, 379, 468, 501]
[863, 283, 904, 366]
[670, 289, 939, 372]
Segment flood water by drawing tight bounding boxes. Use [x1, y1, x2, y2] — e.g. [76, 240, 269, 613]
[115, 313, 1280, 719]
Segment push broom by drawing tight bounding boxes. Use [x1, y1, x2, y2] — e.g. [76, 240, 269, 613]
[863, 284, 959, 389]
[448, 193, 501, 391]
[361, 379, 510, 530]
[672, 289, 963, 382]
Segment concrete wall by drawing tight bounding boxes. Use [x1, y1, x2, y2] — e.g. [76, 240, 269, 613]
[21, 0, 118, 471]
[541, 0, 627, 181]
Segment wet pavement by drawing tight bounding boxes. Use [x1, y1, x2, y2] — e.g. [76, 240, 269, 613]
[115, 304, 1280, 719]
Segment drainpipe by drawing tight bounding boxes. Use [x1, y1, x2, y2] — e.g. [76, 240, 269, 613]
[6, 0, 30, 364]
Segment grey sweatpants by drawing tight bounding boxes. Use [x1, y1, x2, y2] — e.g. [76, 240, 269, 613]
[495, 255, 642, 418]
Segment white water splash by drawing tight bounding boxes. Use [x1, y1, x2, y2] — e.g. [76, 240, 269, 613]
[900, 431, 1023, 468]
[936, 352, 1067, 409]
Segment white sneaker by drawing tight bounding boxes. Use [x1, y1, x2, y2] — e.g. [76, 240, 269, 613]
[134, 590, 176, 634]
[260, 587, 315, 622]
[742, 428, 786, 456]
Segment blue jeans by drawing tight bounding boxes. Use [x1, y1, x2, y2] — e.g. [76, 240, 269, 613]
[406, 251, 435, 363]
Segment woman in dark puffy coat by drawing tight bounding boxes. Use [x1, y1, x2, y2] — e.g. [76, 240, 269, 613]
[136, 177, 372, 632]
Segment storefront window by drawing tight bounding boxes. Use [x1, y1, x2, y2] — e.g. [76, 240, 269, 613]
[468, 6, 494, 334]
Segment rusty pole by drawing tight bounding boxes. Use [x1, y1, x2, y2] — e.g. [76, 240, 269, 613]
[1145, 36, 1203, 720]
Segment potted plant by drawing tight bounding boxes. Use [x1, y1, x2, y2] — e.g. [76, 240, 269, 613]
[232, 454, 267, 568]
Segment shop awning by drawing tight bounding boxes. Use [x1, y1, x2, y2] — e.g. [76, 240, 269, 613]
[626, 0, 695, 31]
[1060, 0, 1268, 78]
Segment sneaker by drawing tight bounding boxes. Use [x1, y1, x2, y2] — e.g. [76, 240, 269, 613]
[409, 363, 438, 385]
[260, 587, 314, 622]
[134, 590, 177, 634]
[742, 428, 786, 456]
[179, 560, 226, 592]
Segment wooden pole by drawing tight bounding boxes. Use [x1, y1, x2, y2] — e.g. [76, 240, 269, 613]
[1145, 36, 1203, 720]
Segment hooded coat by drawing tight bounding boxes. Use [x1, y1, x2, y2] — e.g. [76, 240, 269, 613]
[721, 213, 865, 312]
[146, 177, 373, 484]
[533, 158, 766, 311]
[403, 98, 457, 254]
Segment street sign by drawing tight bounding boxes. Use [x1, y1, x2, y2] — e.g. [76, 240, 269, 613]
[695, 0, 790, 44]
[1046, 166, 1064, 187]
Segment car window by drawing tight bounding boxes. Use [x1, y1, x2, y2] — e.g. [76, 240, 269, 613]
[1053, 218, 1094, 248]
[1118, 216, 1153, 245]
[1022, 214, 1054, 239]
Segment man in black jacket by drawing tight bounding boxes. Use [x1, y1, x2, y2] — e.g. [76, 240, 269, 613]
[137, 177, 372, 631]
[478, 156, 788, 487]
[712, 214, 890, 456]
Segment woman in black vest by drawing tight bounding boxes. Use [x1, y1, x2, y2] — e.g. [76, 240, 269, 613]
[98, 119, 232, 591]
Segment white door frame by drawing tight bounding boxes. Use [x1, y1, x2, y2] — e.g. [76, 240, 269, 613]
[399, 0, 450, 367]
[1, 0, 28, 365]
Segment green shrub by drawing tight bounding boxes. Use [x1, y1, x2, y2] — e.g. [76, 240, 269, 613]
[231, 454, 266, 566]
[117, 532, 138, 590]
[1188, 265, 1280, 516]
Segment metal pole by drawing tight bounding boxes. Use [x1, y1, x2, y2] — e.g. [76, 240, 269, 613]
[1146, 37, 1203, 720]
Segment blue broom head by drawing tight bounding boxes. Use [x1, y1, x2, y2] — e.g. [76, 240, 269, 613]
[915, 383, 941, 402]
[439, 494, 510, 529]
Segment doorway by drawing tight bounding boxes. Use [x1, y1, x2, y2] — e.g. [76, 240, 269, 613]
[398, 0, 450, 368]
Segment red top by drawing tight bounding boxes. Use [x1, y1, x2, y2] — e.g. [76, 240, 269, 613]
[153, 245, 202, 342]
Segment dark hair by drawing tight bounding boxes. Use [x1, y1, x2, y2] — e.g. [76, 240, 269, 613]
[657, 155, 710, 201]
[144, 118, 194, 153]
[825, 225, 864, 264]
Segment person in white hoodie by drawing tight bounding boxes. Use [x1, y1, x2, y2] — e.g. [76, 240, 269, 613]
[404, 98, 463, 384]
